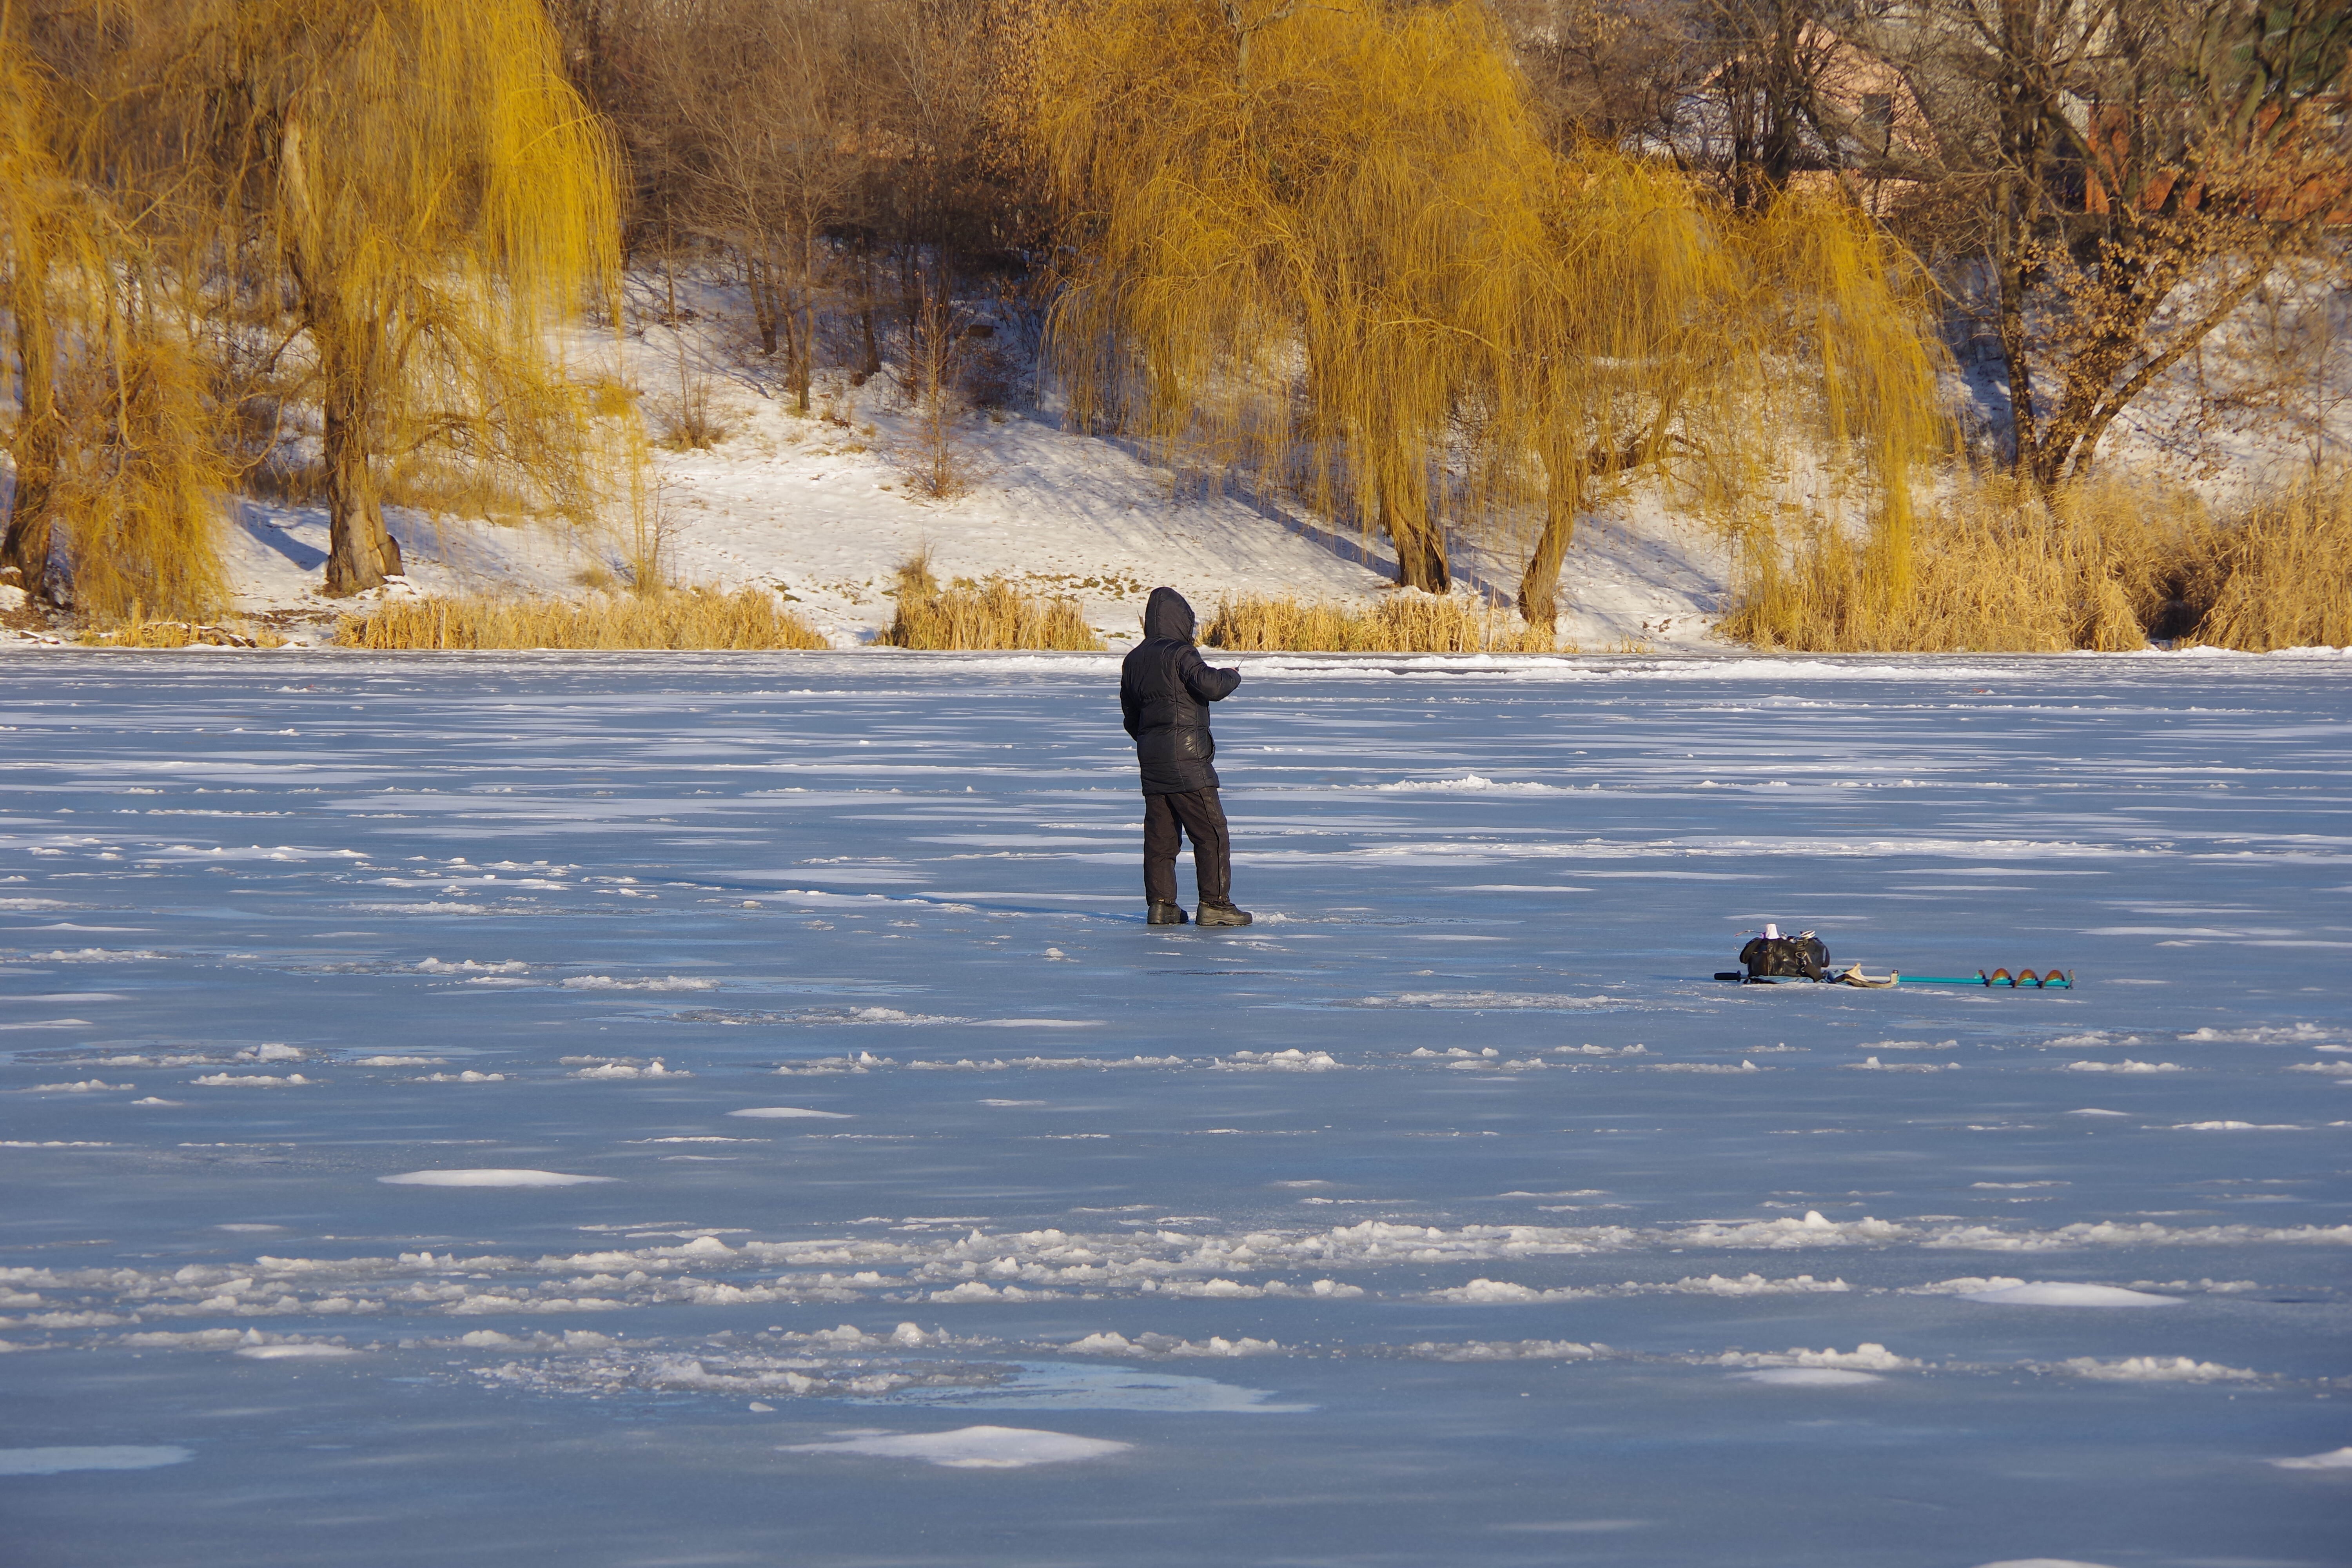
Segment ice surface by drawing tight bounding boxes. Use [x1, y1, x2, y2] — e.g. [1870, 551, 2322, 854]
[0, 649, 2346, 1567]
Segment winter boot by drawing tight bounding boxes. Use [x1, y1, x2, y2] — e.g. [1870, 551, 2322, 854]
[1147, 900, 1190, 926]
[1195, 900, 1253, 927]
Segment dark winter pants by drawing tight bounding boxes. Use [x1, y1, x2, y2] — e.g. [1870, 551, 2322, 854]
[1142, 787, 1231, 907]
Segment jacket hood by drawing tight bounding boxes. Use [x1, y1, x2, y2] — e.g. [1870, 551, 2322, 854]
[1142, 587, 1195, 643]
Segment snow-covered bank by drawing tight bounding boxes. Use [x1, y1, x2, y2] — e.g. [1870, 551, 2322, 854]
[196, 372, 1733, 652]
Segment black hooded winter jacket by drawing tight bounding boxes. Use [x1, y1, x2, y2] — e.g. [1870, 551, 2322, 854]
[1120, 588, 1242, 795]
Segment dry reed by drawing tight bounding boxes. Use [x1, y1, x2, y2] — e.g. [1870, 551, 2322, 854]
[1722, 474, 2352, 653]
[882, 552, 1102, 650]
[336, 589, 828, 650]
[1203, 592, 1561, 653]
[2188, 481, 2352, 651]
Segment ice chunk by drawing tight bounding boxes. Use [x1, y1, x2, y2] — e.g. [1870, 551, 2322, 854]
[1728, 1368, 1883, 1386]
[235, 1344, 362, 1359]
[727, 1106, 852, 1119]
[782, 1425, 1129, 1468]
[377, 1169, 615, 1187]
[1961, 1282, 2180, 1307]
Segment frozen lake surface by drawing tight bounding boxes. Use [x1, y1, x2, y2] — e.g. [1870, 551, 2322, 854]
[2, 648, 2347, 1567]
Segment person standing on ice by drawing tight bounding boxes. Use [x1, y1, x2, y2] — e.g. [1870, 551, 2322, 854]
[1120, 587, 1252, 927]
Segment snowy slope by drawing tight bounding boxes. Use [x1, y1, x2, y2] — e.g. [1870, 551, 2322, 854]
[180, 277, 1734, 650]
[211, 360, 1733, 651]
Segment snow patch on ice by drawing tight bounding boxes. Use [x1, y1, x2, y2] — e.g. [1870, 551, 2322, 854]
[728, 1106, 852, 1119]
[1960, 1282, 2180, 1307]
[0, 1446, 193, 1475]
[2059, 1356, 2258, 1382]
[1729, 1367, 1885, 1386]
[1717, 1342, 1913, 1371]
[378, 1169, 615, 1187]
[1220, 1049, 1343, 1071]
[782, 1425, 1129, 1468]
[2064, 1059, 2181, 1073]
[2178, 1023, 2337, 1044]
[2172, 1120, 2305, 1130]
[571, 1059, 691, 1080]
[2270, 1447, 2352, 1471]
[1058, 1331, 1281, 1357]
[562, 975, 717, 992]
[189, 1073, 314, 1087]
[1375, 774, 1560, 793]
[1408, 1339, 1597, 1361]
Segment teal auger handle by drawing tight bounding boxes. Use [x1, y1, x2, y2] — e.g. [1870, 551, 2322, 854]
[1896, 971, 2074, 988]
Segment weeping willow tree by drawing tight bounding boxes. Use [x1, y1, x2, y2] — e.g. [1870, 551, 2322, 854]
[0, 29, 76, 599]
[0, 19, 230, 619]
[1034, 0, 1563, 591]
[1030, 0, 1948, 619]
[219, 0, 622, 595]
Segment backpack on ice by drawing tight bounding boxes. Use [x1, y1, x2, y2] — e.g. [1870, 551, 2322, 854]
[1739, 930, 1829, 982]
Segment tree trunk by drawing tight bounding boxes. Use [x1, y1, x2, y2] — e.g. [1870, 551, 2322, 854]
[1515, 451, 1579, 633]
[1991, 175, 2044, 488]
[320, 378, 401, 597]
[1379, 457, 1447, 593]
[748, 255, 779, 357]
[792, 292, 815, 415]
[857, 247, 882, 381]
[1, 250, 61, 600]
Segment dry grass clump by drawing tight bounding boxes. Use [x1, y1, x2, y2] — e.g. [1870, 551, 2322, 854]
[654, 379, 729, 452]
[1203, 592, 1561, 653]
[336, 588, 828, 650]
[1722, 474, 2352, 653]
[881, 552, 1102, 651]
[76, 605, 284, 649]
[2190, 482, 2352, 651]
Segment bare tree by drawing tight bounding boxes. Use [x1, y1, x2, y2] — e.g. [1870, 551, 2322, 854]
[1870, 0, 2351, 489]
